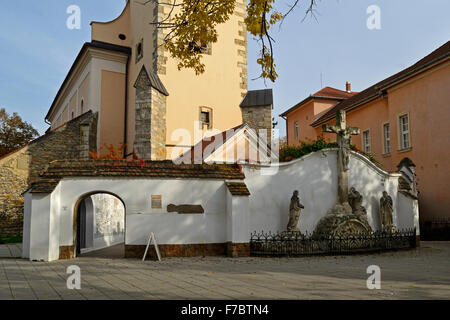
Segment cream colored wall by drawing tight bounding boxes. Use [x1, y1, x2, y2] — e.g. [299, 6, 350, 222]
[78, 74, 90, 114]
[91, 1, 131, 47]
[99, 70, 126, 153]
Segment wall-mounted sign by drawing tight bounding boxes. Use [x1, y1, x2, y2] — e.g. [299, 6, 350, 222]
[151, 195, 162, 209]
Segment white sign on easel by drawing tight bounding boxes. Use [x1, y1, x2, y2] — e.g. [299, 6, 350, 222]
[142, 232, 161, 262]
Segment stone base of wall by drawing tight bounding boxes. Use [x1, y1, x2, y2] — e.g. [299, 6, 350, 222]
[227, 242, 250, 257]
[59, 246, 75, 260]
[126, 242, 251, 259]
[0, 205, 24, 238]
[126, 243, 229, 260]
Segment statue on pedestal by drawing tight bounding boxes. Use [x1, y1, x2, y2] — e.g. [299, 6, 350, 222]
[287, 190, 304, 232]
[380, 191, 396, 232]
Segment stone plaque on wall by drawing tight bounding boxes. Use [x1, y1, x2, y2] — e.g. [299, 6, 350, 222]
[151, 195, 162, 209]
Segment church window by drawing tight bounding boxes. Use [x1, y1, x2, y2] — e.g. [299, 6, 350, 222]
[295, 122, 299, 139]
[80, 99, 84, 114]
[71, 111, 75, 120]
[118, 34, 127, 41]
[200, 107, 213, 129]
[136, 39, 144, 63]
[188, 28, 212, 55]
[363, 130, 371, 153]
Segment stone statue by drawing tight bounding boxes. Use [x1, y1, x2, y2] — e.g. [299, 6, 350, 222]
[348, 187, 367, 216]
[322, 110, 360, 203]
[287, 191, 304, 232]
[380, 191, 394, 231]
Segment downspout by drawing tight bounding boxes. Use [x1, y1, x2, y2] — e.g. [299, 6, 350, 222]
[123, 54, 130, 158]
[281, 115, 288, 145]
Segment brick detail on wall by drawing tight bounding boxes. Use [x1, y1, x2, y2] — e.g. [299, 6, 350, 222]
[153, 4, 168, 75]
[236, 0, 248, 98]
[227, 242, 251, 258]
[0, 112, 98, 237]
[59, 246, 75, 260]
[126, 243, 228, 259]
[241, 105, 273, 146]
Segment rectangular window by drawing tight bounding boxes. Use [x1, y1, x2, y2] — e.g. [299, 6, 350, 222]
[399, 114, 410, 150]
[363, 130, 371, 153]
[199, 107, 212, 129]
[295, 122, 299, 139]
[383, 123, 390, 154]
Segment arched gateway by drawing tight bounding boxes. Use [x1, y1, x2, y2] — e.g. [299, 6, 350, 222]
[22, 160, 250, 262]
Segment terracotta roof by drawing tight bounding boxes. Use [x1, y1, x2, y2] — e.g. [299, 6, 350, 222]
[180, 124, 246, 162]
[28, 160, 246, 194]
[279, 87, 358, 117]
[226, 182, 251, 196]
[313, 87, 358, 99]
[311, 41, 450, 127]
[134, 65, 169, 96]
[240, 89, 273, 107]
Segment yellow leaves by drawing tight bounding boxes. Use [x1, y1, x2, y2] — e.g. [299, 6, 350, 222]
[160, 0, 283, 82]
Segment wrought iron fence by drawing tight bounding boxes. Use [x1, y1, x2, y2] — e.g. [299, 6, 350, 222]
[250, 229, 416, 256]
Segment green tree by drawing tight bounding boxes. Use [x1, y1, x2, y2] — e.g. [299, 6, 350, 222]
[0, 108, 39, 157]
[147, 0, 318, 82]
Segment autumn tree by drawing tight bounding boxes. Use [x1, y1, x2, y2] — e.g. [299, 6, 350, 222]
[0, 108, 39, 157]
[146, 0, 318, 82]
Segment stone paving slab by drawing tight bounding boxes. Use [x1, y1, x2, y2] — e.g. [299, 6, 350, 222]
[0, 242, 449, 300]
[0, 244, 22, 258]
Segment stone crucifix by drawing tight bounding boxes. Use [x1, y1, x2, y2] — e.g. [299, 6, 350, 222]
[322, 110, 360, 204]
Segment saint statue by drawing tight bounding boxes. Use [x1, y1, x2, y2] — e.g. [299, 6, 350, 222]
[380, 191, 394, 231]
[348, 187, 367, 216]
[287, 190, 305, 232]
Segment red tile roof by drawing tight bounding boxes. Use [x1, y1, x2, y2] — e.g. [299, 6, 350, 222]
[279, 87, 358, 117]
[28, 159, 246, 193]
[311, 41, 450, 127]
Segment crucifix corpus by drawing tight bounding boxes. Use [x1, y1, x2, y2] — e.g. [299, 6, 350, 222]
[322, 110, 360, 204]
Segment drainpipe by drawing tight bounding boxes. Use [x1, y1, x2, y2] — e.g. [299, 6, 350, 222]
[123, 54, 130, 158]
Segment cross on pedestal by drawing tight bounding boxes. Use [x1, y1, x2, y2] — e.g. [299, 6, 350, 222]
[322, 110, 360, 204]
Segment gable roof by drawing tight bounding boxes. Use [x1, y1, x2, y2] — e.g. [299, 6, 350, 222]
[28, 160, 246, 194]
[279, 87, 358, 117]
[311, 41, 450, 127]
[178, 124, 246, 163]
[134, 65, 169, 96]
[240, 89, 273, 107]
[45, 41, 131, 121]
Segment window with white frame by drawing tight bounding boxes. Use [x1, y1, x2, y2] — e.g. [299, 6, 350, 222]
[383, 123, 390, 154]
[295, 122, 299, 139]
[399, 114, 410, 150]
[362, 130, 371, 153]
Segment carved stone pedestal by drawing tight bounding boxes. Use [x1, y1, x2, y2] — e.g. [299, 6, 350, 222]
[314, 203, 372, 236]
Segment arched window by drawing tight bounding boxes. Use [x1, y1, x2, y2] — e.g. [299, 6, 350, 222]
[80, 99, 84, 114]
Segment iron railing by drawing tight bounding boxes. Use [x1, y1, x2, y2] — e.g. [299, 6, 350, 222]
[250, 229, 416, 256]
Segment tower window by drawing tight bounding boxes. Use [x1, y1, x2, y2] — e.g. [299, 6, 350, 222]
[199, 107, 213, 129]
[118, 34, 127, 41]
[136, 39, 144, 63]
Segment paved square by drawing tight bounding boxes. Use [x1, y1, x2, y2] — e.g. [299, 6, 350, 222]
[0, 242, 449, 300]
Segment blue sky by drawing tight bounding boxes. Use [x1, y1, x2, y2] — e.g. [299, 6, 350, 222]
[0, 0, 449, 136]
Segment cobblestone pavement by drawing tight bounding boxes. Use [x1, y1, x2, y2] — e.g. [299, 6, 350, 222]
[0, 242, 449, 300]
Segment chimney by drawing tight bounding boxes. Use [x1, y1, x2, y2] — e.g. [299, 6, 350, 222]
[346, 81, 351, 93]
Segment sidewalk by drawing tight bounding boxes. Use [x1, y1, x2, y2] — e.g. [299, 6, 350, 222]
[0, 244, 22, 258]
